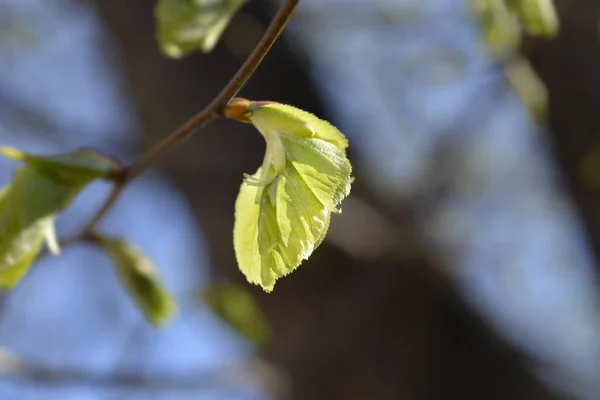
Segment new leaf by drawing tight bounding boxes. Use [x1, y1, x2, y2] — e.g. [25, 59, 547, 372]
[229, 100, 352, 292]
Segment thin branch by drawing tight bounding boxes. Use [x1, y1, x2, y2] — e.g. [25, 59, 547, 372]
[79, 181, 125, 234]
[126, 0, 299, 181]
[0, 351, 240, 393]
[67, 0, 299, 242]
[0, 348, 286, 395]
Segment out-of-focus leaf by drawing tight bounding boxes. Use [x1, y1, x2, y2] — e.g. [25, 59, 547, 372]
[0, 181, 55, 289]
[506, 57, 548, 122]
[99, 237, 177, 326]
[201, 283, 270, 345]
[470, 0, 559, 56]
[0, 148, 115, 288]
[469, 0, 522, 57]
[579, 147, 600, 188]
[1, 147, 121, 184]
[229, 99, 352, 292]
[505, 0, 559, 37]
[155, 0, 247, 58]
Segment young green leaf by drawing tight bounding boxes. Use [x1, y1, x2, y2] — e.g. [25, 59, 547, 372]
[0, 148, 118, 288]
[227, 99, 352, 292]
[201, 283, 270, 345]
[98, 236, 178, 326]
[155, 0, 247, 58]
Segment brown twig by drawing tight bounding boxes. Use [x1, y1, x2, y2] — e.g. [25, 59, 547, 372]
[79, 180, 125, 234]
[126, 0, 299, 181]
[0, 348, 270, 393]
[66, 0, 299, 243]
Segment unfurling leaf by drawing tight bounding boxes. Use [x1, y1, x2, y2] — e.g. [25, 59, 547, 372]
[201, 283, 270, 345]
[155, 0, 247, 58]
[0, 148, 117, 288]
[226, 99, 352, 292]
[98, 237, 177, 326]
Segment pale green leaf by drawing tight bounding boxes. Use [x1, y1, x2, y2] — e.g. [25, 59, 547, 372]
[201, 283, 270, 345]
[155, 0, 246, 58]
[280, 135, 352, 211]
[234, 136, 351, 292]
[249, 103, 349, 151]
[234, 173, 261, 285]
[99, 237, 178, 326]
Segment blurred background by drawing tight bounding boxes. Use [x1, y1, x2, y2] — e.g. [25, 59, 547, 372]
[1, 0, 600, 399]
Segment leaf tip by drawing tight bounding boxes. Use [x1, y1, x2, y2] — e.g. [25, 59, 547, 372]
[150, 299, 179, 327]
[0, 147, 25, 161]
[261, 284, 274, 293]
[161, 42, 185, 59]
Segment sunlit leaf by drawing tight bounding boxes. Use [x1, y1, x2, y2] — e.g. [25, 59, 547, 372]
[246, 102, 349, 151]
[201, 283, 270, 345]
[0, 148, 116, 288]
[99, 237, 178, 326]
[229, 99, 352, 292]
[155, 0, 247, 58]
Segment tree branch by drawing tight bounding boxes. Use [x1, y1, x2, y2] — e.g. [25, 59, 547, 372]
[0, 348, 277, 393]
[66, 0, 299, 243]
[126, 0, 299, 181]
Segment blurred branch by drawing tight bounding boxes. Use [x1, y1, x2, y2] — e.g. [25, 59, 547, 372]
[0, 87, 59, 140]
[0, 348, 283, 394]
[61, 0, 299, 246]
